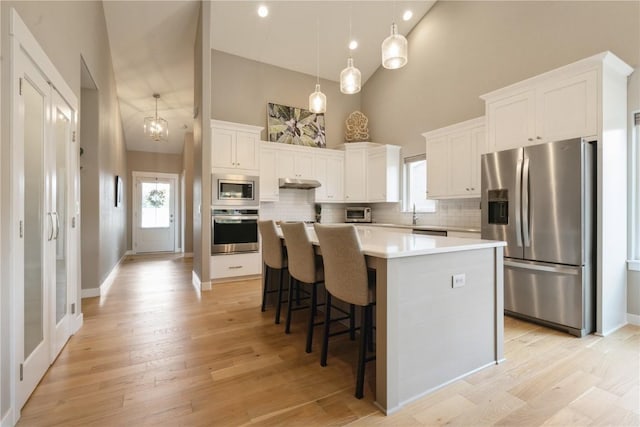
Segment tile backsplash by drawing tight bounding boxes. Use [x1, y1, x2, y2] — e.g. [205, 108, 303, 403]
[261, 192, 481, 229]
[259, 189, 316, 222]
[367, 199, 481, 228]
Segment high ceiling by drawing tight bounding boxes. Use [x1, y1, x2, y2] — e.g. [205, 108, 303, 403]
[103, 0, 199, 154]
[103, 1, 435, 155]
[211, 1, 435, 84]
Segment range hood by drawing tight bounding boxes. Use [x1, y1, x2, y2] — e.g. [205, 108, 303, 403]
[278, 177, 321, 189]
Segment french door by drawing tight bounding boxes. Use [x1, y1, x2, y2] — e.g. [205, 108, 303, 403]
[10, 10, 79, 414]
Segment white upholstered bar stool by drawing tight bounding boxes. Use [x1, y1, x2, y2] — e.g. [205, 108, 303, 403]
[280, 222, 325, 353]
[314, 223, 376, 399]
[257, 220, 288, 324]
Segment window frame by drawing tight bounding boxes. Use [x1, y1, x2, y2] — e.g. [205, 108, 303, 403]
[629, 111, 640, 270]
[402, 154, 437, 213]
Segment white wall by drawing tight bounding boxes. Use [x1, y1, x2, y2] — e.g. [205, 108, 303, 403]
[211, 50, 361, 149]
[362, 1, 639, 157]
[628, 71, 640, 320]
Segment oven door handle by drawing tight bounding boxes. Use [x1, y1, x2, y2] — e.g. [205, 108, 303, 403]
[213, 215, 259, 222]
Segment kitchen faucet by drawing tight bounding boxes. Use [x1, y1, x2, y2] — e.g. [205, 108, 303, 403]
[412, 204, 418, 226]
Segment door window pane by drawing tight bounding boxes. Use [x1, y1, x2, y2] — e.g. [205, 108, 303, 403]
[54, 107, 68, 323]
[141, 182, 170, 228]
[23, 78, 45, 357]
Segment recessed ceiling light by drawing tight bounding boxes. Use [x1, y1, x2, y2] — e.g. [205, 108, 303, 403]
[349, 40, 358, 50]
[402, 10, 413, 21]
[258, 5, 269, 18]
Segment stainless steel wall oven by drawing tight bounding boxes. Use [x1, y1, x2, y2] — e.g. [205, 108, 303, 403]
[211, 208, 259, 254]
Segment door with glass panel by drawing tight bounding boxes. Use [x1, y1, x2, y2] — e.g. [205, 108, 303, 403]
[49, 90, 74, 358]
[14, 48, 52, 410]
[134, 174, 177, 253]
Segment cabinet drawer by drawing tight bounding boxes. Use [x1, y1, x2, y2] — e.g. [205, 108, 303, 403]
[210, 252, 262, 279]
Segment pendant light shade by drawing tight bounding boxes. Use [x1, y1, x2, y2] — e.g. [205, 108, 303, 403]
[340, 57, 361, 94]
[143, 94, 168, 141]
[309, 19, 326, 113]
[381, 23, 408, 70]
[309, 84, 327, 114]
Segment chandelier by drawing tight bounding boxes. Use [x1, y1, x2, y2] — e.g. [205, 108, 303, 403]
[144, 93, 168, 141]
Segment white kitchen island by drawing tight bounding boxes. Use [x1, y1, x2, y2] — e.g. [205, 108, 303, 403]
[353, 228, 506, 414]
[278, 226, 506, 414]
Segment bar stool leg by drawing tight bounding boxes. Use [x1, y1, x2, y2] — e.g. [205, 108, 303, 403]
[355, 304, 370, 399]
[261, 265, 270, 312]
[367, 305, 374, 352]
[320, 291, 332, 367]
[349, 304, 356, 341]
[305, 282, 317, 353]
[285, 276, 295, 334]
[274, 268, 284, 324]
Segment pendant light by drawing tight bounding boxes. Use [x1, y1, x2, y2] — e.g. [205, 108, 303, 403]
[381, 3, 408, 70]
[309, 18, 326, 113]
[143, 94, 168, 141]
[340, 8, 361, 94]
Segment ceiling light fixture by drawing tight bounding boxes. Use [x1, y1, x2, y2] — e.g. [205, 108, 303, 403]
[381, 3, 408, 70]
[340, 8, 361, 94]
[349, 40, 358, 50]
[402, 10, 413, 21]
[144, 94, 168, 142]
[257, 5, 269, 18]
[309, 18, 326, 113]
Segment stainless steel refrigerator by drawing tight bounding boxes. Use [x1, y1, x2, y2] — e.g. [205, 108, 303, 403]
[481, 138, 595, 337]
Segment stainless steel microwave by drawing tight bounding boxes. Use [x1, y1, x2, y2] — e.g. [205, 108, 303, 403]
[345, 207, 372, 223]
[212, 174, 259, 207]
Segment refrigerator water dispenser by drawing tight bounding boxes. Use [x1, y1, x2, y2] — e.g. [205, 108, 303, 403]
[487, 189, 508, 225]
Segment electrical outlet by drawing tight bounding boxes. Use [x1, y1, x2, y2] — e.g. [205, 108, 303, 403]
[452, 273, 466, 288]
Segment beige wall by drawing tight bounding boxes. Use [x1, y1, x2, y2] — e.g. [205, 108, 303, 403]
[361, 0, 640, 158]
[211, 50, 361, 149]
[126, 150, 183, 250]
[182, 132, 194, 253]
[1, 0, 126, 417]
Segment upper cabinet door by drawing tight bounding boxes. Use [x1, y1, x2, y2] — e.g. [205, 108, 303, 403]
[212, 128, 236, 169]
[234, 131, 258, 171]
[344, 148, 367, 202]
[536, 70, 597, 142]
[487, 90, 536, 152]
[425, 135, 448, 199]
[448, 131, 474, 197]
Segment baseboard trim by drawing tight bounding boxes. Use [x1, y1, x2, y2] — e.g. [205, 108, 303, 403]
[627, 313, 640, 326]
[125, 250, 134, 256]
[596, 321, 628, 337]
[183, 252, 194, 258]
[72, 313, 84, 334]
[201, 281, 212, 291]
[1, 407, 15, 427]
[81, 253, 126, 299]
[210, 274, 261, 285]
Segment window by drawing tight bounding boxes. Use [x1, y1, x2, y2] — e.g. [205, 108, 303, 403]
[403, 154, 436, 212]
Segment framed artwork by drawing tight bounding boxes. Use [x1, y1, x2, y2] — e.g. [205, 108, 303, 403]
[267, 102, 326, 148]
[115, 175, 123, 207]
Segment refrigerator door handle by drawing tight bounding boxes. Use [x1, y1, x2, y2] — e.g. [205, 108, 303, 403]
[522, 157, 531, 247]
[515, 157, 523, 247]
[504, 260, 580, 275]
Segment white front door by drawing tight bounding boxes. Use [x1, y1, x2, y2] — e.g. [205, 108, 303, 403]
[133, 173, 177, 253]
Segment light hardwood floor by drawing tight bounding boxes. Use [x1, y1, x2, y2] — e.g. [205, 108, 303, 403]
[18, 254, 639, 426]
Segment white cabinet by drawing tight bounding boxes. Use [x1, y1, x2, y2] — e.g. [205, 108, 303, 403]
[210, 252, 262, 281]
[278, 149, 314, 179]
[423, 117, 486, 199]
[259, 145, 279, 201]
[343, 142, 401, 203]
[483, 68, 598, 152]
[211, 119, 263, 173]
[367, 145, 401, 202]
[314, 152, 344, 202]
[344, 145, 368, 202]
